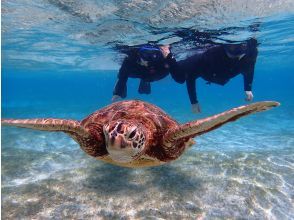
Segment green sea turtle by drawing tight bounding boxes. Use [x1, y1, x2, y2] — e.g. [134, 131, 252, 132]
[2, 100, 279, 168]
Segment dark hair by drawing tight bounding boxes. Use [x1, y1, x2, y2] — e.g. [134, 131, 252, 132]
[224, 38, 258, 57]
[246, 38, 258, 56]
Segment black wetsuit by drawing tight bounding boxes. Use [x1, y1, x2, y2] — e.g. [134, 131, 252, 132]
[169, 39, 258, 104]
[113, 49, 171, 98]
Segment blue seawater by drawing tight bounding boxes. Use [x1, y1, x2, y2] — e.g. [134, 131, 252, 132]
[2, 1, 294, 219]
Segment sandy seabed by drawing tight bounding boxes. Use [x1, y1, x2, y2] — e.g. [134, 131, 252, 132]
[2, 125, 293, 219]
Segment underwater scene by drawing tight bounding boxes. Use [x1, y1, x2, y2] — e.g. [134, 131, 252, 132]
[2, 1, 294, 219]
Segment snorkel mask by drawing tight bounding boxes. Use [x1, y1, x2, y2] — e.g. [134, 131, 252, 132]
[138, 46, 163, 66]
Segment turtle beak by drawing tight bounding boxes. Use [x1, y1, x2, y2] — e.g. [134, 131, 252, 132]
[108, 135, 126, 150]
[105, 134, 134, 163]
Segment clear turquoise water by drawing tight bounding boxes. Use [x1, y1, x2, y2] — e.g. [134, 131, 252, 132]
[2, 1, 294, 219]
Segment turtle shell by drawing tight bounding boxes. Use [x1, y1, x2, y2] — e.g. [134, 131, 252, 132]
[80, 100, 188, 167]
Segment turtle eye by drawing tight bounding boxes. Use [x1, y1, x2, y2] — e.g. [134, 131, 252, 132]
[116, 122, 123, 133]
[127, 129, 137, 139]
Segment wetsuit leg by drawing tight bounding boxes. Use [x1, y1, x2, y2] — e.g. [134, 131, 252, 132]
[138, 79, 151, 94]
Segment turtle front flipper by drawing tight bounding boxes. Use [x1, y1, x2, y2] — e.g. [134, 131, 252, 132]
[164, 101, 280, 145]
[2, 118, 107, 157]
[1, 118, 89, 137]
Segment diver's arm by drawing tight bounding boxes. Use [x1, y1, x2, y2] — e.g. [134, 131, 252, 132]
[186, 76, 201, 113]
[186, 76, 198, 104]
[112, 78, 127, 100]
[243, 40, 258, 92]
[242, 59, 256, 101]
[243, 65, 254, 92]
[112, 59, 129, 99]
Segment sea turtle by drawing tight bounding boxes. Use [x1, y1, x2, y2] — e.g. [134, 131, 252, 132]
[2, 100, 279, 168]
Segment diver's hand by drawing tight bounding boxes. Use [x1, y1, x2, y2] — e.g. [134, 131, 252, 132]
[112, 95, 122, 102]
[191, 103, 201, 114]
[245, 91, 254, 101]
[159, 45, 170, 58]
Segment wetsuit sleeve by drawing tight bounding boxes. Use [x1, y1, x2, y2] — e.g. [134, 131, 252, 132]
[243, 66, 254, 91]
[186, 75, 198, 104]
[113, 58, 129, 98]
[242, 41, 258, 91]
[166, 53, 185, 84]
[243, 54, 257, 91]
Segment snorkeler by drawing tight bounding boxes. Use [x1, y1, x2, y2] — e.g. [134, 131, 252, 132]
[169, 38, 258, 113]
[112, 45, 173, 101]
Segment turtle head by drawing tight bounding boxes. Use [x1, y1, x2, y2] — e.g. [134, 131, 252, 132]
[103, 120, 146, 163]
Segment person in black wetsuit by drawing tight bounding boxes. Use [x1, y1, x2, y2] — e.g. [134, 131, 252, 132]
[112, 45, 173, 101]
[169, 38, 258, 113]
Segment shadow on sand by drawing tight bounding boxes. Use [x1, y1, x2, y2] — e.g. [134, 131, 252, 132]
[84, 160, 203, 197]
